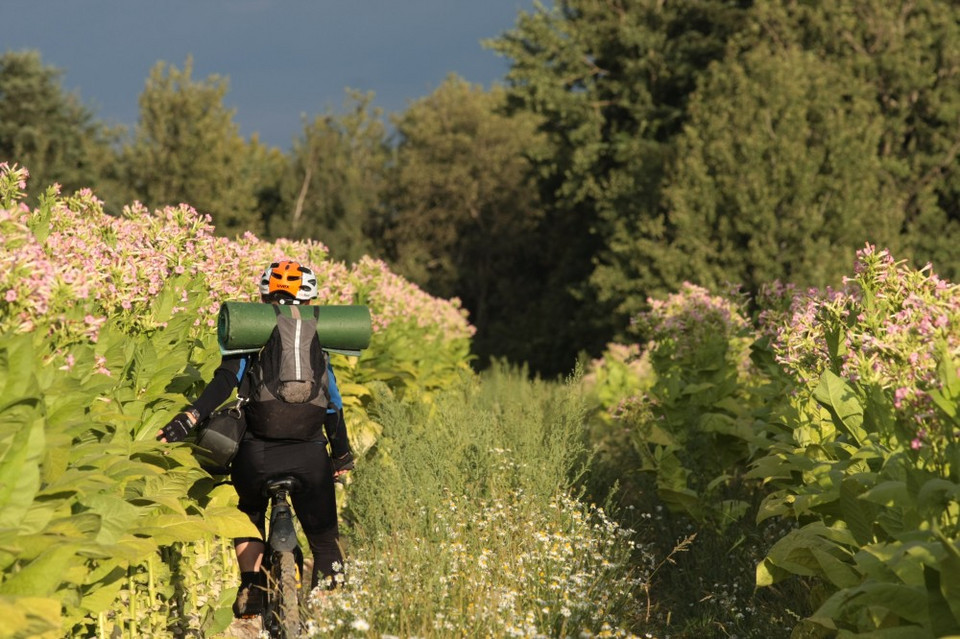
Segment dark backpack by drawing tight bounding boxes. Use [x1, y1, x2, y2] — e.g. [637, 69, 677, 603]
[244, 305, 330, 440]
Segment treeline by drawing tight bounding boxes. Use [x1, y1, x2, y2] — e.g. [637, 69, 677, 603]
[4, 0, 960, 375]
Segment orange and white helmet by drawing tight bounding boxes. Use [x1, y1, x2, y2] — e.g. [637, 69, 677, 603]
[259, 260, 318, 303]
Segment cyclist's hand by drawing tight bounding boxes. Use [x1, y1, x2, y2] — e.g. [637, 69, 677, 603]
[333, 451, 354, 479]
[157, 412, 195, 442]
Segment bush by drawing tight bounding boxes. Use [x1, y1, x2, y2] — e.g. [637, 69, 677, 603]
[750, 245, 960, 635]
[616, 283, 768, 528]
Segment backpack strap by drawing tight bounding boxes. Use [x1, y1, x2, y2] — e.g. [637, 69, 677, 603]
[268, 303, 317, 319]
[237, 354, 253, 405]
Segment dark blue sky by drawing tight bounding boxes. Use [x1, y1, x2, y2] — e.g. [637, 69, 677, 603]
[2, 0, 538, 149]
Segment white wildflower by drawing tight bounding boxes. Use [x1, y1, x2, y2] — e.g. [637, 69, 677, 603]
[350, 618, 370, 631]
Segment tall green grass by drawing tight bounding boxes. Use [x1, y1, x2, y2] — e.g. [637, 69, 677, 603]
[305, 364, 642, 637]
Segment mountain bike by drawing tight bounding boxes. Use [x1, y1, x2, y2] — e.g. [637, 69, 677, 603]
[261, 476, 305, 639]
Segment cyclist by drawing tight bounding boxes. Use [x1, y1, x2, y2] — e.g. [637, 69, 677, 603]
[157, 260, 354, 618]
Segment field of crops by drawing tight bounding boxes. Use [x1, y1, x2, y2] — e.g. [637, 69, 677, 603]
[3, 161, 960, 637]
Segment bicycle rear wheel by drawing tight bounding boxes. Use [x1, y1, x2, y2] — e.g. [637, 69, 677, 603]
[277, 550, 301, 638]
[262, 550, 301, 639]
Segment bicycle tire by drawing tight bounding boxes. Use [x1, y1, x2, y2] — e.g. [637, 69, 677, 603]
[278, 550, 301, 638]
[261, 556, 280, 638]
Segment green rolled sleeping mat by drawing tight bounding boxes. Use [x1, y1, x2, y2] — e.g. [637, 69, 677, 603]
[217, 301, 372, 356]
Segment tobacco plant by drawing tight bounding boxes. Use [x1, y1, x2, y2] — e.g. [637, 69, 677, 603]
[0, 162, 475, 637]
[615, 283, 769, 529]
[751, 246, 960, 636]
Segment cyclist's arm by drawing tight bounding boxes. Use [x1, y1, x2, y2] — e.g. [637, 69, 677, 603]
[324, 361, 353, 464]
[157, 355, 250, 442]
[326, 360, 343, 411]
[190, 355, 250, 420]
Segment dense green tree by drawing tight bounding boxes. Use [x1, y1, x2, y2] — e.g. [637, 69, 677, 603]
[382, 75, 550, 368]
[0, 50, 118, 204]
[596, 46, 904, 303]
[272, 91, 389, 263]
[247, 135, 289, 239]
[745, 0, 960, 279]
[489, 0, 752, 345]
[493, 0, 960, 336]
[122, 58, 263, 236]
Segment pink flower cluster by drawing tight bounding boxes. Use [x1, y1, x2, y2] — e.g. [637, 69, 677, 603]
[756, 280, 846, 386]
[350, 256, 474, 338]
[762, 244, 959, 434]
[0, 163, 474, 348]
[636, 282, 752, 364]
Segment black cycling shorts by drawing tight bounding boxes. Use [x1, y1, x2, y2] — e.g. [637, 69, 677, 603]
[230, 437, 339, 537]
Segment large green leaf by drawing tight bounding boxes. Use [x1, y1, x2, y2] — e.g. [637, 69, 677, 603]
[142, 353, 197, 399]
[0, 545, 76, 596]
[38, 443, 72, 489]
[37, 465, 115, 497]
[924, 563, 960, 637]
[811, 547, 861, 589]
[201, 584, 239, 636]
[202, 506, 261, 540]
[814, 370, 868, 445]
[918, 479, 960, 519]
[756, 493, 798, 523]
[0, 528, 22, 571]
[936, 531, 960, 629]
[759, 521, 857, 584]
[841, 477, 879, 546]
[132, 514, 216, 545]
[87, 536, 157, 565]
[199, 482, 241, 509]
[129, 338, 158, 394]
[78, 494, 142, 545]
[42, 514, 101, 539]
[814, 582, 928, 628]
[699, 411, 754, 439]
[833, 625, 931, 638]
[15, 500, 61, 537]
[126, 493, 189, 516]
[0, 419, 44, 529]
[0, 336, 39, 401]
[856, 539, 938, 587]
[0, 595, 61, 639]
[76, 572, 126, 616]
[756, 556, 793, 587]
[929, 347, 959, 420]
[860, 481, 910, 507]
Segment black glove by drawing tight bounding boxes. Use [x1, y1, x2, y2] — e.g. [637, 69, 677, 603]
[333, 451, 355, 474]
[158, 412, 195, 442]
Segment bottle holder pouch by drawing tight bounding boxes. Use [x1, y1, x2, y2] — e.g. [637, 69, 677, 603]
[195, 400, 247, 473]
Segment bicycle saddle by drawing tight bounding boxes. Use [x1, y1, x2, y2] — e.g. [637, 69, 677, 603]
[262, 476, 301, 497]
